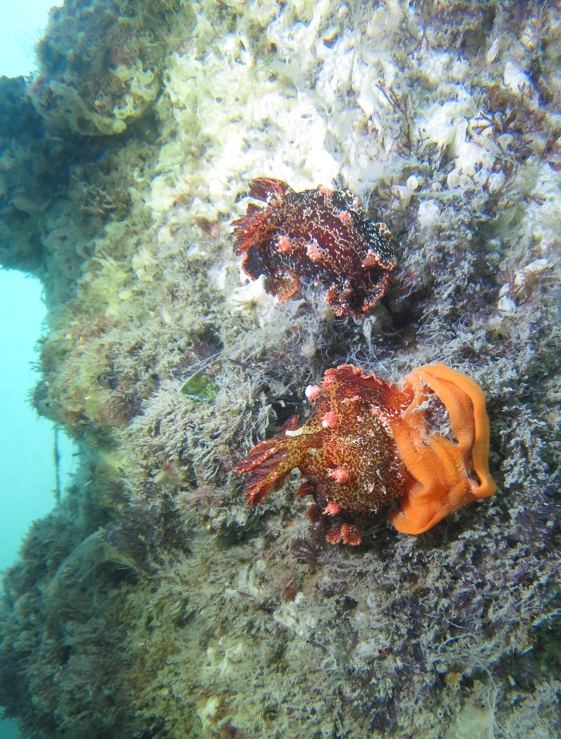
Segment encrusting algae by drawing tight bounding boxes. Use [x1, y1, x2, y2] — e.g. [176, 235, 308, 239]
[237, 363, 496, 545]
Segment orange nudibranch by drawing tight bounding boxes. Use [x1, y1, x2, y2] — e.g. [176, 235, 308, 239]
[235, 363, 496, 545]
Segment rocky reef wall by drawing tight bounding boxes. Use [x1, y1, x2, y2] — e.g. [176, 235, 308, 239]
[1, 1, 561, 737]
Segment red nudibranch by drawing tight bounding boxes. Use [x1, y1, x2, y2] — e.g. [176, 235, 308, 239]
[235, 364, 496, 545]
[231, 178, 397, 318]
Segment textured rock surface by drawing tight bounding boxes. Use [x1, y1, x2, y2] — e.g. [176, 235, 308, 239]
[30, 0, 195, 135]
[1, 1, 561, 737]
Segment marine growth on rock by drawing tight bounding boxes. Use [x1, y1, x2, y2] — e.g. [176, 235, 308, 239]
[232, 178, 397, 317]
[236, 363, 496, 545]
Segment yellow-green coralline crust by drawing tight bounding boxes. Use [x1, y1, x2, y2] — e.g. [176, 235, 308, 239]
[1, 1, 561, 738]
[30, 0, 196, 135]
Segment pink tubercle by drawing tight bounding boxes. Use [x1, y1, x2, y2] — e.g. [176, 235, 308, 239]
[321, 411, 339, 428]
[277, 235, 293, 253]
[307, 241, 324, 262]
[305, 384, 321, 402]
[329, 466, 349, 483]
[323, 500, 341, 515]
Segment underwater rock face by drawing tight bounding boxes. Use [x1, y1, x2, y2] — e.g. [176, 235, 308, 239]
[237, 363, 495, 545]
[30, 0, 195, 135]
[232, 178, 397, 316]
[1, 1, 561, 738]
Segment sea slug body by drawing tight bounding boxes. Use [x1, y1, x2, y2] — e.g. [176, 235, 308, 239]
[236, 364, 496, 545]
[232, 178, 398, 317]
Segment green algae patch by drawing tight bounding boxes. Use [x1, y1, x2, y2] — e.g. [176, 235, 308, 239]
[181, 374, 219, 402]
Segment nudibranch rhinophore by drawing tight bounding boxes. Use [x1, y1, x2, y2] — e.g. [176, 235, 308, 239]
[231, 178, 397, 318]
[235, 364, 496, 545]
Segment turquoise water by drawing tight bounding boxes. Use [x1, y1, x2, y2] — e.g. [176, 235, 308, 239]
[0, 5, 59, 737]
[0, 272, 55, 573]
[0, 3, 59, 78]
[0, 1, 60, 570]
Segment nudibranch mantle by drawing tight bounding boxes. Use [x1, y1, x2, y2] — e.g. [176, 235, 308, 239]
[232, 178, 397, 318]
[236, 364, 496, 545]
